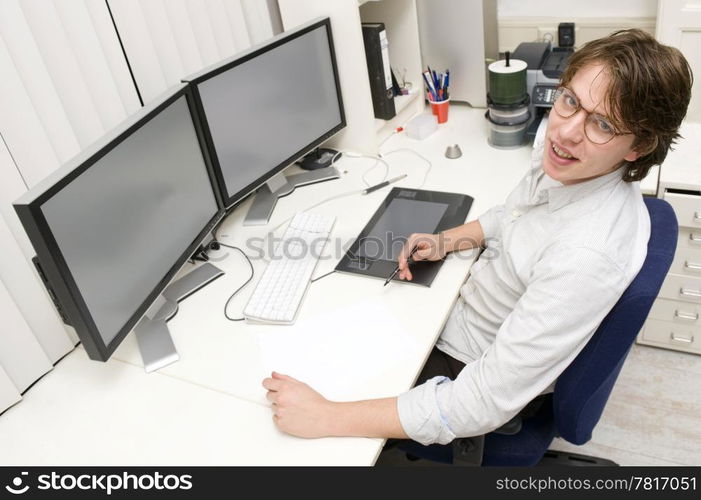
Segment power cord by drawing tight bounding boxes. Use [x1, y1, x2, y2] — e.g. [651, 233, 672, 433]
[380, 148, 433, 189]
[210, 241, 254, 322]
[330, 149, 390, 187]
[361, 155, 390, 187]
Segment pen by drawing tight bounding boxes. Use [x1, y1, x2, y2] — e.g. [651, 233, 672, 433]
[362, 174, 407, 195]
[384, 245, 418, 286]
[423, 71, 437, 98]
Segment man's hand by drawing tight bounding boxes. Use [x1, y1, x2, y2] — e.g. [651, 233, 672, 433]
[262, 372, 337, 438]
[398, 232, 446, 281]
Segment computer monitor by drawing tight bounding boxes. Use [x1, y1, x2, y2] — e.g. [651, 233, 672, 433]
[183, 17, 345, 225]
[13, 84, 226, 371]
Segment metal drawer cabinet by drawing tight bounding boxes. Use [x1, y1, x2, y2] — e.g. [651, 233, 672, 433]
[637, 190, 701, 354]
[641, 318, 701, 355]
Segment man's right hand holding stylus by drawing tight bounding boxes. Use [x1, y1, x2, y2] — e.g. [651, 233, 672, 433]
[397, 233, 447, 281]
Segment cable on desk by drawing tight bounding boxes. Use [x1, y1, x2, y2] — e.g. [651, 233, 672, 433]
[212, 241, 254, 322]
[328, 150, 388, 187]
[378, 127, 402, 150]
[381, 148, 433, 189]
[361, 155, 390, 187]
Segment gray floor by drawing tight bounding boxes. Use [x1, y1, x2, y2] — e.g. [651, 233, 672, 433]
[548, 343, 701, 465]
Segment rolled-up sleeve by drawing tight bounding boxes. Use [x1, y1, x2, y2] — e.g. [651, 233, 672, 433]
[397, 376, 457, 445]
[397, 245, 631, 445]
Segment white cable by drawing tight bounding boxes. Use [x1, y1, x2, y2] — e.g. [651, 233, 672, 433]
[361, 156, 390, 187]
[328, 150, 390, 187]
[378, 129, 399, 150]
[381, 148, 433, 189]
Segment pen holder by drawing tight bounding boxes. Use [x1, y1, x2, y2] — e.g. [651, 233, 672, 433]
[429, 98, 450, 124]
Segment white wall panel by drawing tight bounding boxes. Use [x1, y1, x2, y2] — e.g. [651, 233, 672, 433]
[0, 277, 52, 393]
[223, 0, 253, 52]
[0, 365, 21, 415]
[0, 141, 75, 362]
[0, 34, 63, 188]
[163, 0, 206, 74]
[19, 0, 106, 149]
[185, 0, 224, 66]
[204, 0, 238, 57]
[241, 0, 274, 44]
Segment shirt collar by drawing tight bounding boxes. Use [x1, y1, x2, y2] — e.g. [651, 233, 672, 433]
[544, 167, 624, 212]
[526, 154, 625, 213]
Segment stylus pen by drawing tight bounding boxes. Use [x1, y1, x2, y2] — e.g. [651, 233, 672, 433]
[384, 246, 418, 286]
[363, 174, 407, 195]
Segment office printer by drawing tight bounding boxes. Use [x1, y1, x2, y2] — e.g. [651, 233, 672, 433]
[512, 42, 573, 137]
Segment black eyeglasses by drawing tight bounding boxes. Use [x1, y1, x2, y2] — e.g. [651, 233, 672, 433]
[552, 87, 625, 145]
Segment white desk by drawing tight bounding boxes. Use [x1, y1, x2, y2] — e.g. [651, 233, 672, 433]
[0, 104, 531, 465]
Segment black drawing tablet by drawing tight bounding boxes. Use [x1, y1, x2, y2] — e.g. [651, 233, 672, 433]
[335, 188, 473, 286]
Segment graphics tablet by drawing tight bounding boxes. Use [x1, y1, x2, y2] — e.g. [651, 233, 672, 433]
[335, 188, 473, 286]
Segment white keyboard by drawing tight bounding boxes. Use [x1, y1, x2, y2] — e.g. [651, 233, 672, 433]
[243, 212, 336, 324]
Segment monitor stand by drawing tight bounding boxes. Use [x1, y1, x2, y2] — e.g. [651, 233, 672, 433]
[243, 165, 340, 226]
[134, 262, 224, 373]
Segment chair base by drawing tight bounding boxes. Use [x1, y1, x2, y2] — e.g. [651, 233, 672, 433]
[537, 449, 618, 466]
[375, 445, 451, 466]
[375, 446, 620, 467]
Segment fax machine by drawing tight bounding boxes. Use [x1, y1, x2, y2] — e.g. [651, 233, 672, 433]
[512, 41, 574, 137]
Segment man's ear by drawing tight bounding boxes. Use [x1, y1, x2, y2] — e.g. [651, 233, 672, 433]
[623, 149, 640, 162]
[625, 137, 658, 163]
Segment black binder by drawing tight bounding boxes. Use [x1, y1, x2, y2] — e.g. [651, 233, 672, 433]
[361, 23, 396, 120]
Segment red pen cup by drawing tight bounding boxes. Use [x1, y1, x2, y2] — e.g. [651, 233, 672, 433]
[429, 97, 450, 123]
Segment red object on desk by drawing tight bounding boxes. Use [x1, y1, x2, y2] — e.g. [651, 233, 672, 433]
[429, 98, 450, 123]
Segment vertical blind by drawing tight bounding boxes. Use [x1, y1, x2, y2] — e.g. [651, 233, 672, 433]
[0, 0, 276, 415]
[107, 0, 277, 104]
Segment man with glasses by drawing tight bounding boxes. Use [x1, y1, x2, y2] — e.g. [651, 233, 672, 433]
[262, 29, 693, 463]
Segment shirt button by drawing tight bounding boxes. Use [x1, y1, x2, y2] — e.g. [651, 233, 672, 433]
[511, 209, 522, 218]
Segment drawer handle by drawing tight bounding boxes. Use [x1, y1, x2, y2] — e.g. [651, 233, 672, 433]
[696, 212, 701, 223]
[674, 310, 699, 321]
[685, 261, 701, 271]
[691, 233, 701, 244]
[680, 287, 701, 298]
[670, 332, 694, 344]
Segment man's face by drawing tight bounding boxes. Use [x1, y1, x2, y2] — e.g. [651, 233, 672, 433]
[543, 63, 640, 185]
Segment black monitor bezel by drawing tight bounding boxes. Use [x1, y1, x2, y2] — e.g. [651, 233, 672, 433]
[13, 85, 226, 361]
[185, 17, 346, 209]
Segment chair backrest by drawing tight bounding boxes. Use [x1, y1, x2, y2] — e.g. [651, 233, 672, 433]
[552, 197, 678, 445]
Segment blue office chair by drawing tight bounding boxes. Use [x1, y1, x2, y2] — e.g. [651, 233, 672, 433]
[397, 197, 678, 466]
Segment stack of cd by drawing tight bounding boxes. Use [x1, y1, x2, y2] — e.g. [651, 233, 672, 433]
[486, 52, 530, 149]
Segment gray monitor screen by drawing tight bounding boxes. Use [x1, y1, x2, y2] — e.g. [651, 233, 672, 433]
[196, 25, 342, 203]
[41, 96, 218, 346]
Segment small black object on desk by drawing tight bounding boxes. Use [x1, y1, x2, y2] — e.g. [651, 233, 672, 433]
[299, 147, 340, 171]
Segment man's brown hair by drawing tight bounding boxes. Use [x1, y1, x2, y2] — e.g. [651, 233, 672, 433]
[560, 29, 693, 182]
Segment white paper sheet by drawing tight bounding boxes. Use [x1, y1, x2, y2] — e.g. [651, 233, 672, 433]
[257, 301, 423, 401]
